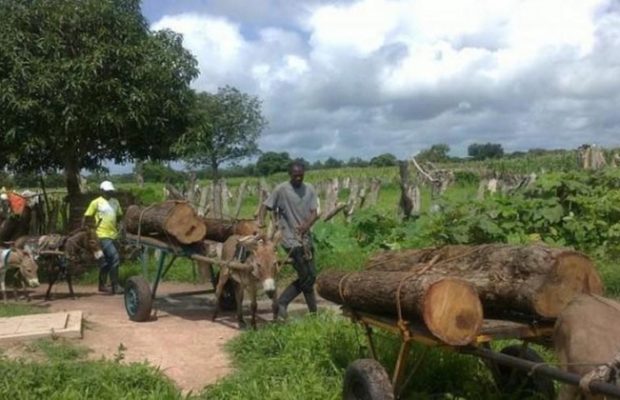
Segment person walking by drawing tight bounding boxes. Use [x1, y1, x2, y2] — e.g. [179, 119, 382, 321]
[258, 160, 320, 320]
[83, 180, 123, 294]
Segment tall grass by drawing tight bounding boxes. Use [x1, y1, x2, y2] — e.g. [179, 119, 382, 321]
[200, 312, 557, 399]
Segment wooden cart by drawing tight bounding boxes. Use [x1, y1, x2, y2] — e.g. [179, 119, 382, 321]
[342, 306, 620, 399]
[121, 233, 249, 322]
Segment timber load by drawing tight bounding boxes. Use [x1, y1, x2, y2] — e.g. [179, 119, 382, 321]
[364, 244, 603, 319]
[202, 218, 259, 242]
[124, 202, 206, 245]
[316, 270, 484, 346]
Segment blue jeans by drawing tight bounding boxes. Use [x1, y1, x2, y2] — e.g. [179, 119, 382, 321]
[99, 239, 120, 286]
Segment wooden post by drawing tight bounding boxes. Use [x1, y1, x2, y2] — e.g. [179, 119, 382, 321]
[399, 161, 420, 220]
[325, 178, 340, 213]
[344, 179, 359, 221]
[186, 171, 197, 204]
[233, 180, 247, 219]
[254, 178, 271, 218]
[366, 178, 381, 207]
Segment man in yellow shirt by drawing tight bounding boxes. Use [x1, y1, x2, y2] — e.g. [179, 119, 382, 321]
[83, 181, 123, 294]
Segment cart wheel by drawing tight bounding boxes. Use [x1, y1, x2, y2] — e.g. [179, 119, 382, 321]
[215, 271, 237, 311]
[343, 359, 394, 400]
[124, 276, 153, 322]
[495, 345, 556, 399]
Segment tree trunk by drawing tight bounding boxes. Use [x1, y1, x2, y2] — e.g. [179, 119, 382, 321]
[317, 270, 483, 345]
[124, 202, 206, 244]
[64, 157, 83, 231]
[65, 158, 81, 198]
[365, 244, 603, 319]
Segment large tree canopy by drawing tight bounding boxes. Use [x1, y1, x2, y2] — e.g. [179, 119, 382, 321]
[0, 0, 198, 195]
[174, 86, 267, 178]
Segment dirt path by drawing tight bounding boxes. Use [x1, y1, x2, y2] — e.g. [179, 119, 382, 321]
[26, 283, 251, 393]
[5, 281, 331, 393]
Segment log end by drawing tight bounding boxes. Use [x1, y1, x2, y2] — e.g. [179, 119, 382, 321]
[165, 203, 207, 244]
[423, 278, 483, 346]
[534, 252, 604, 318]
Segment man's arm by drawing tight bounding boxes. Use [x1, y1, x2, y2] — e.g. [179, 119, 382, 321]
[82, 199, 97, 228]
[256, 204, 271, 228]
[297, 209, 319, 236]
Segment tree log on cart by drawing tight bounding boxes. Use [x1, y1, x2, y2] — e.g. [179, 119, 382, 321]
[365, 244, 603, 319]
[316, 270, 483, 345]
[124, 202, 206, 245]
[202, 218, 259, 242]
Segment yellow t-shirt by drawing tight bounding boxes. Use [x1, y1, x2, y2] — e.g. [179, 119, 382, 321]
[84, 196, 123, 239]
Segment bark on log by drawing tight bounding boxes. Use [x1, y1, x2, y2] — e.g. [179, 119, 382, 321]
[365, 244, 603, 319]
[124, 202, 206, 244]
[203, 218, 259, 242]
[317, 270, 483, 345]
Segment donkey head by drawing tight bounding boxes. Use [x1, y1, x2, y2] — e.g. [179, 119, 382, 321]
[8, 249, 39, 287]
[238, 234, 279, 299]
[69, 227, 103, 260]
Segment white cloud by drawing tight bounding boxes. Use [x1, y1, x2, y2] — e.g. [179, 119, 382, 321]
[151, 0, 620, 160]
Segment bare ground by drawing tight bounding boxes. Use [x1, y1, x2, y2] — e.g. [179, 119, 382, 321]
[1, 282, 293, 393]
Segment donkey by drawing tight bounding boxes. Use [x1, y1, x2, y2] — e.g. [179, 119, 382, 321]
[212, 234, 279, 329]
[14, 227, 103, 300]
[0, 248, 39, 302]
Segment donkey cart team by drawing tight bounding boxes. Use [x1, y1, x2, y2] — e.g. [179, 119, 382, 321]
[2, 164, 620, 400]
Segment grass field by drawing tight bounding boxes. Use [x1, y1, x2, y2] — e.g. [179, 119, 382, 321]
[4, 161, 620, 399]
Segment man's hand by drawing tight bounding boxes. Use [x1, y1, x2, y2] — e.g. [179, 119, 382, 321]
[296, 224, 308, 236]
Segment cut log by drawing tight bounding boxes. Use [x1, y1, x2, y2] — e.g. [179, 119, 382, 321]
[124, 202, 206, 245]
[317, 270, 483, 345]
[365, 244, 603, 319]
[203, 218, 259, 242]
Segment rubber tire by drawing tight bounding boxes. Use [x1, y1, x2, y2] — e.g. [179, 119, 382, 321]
[124, 276, 153, 322]
[343, 359, 394, 400]
[495, 345, 556, 399]
[215, 271, 237, 312]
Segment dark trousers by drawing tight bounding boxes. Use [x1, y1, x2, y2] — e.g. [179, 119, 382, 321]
[288, 246, 316, 294]
[278, 245, 317, 313]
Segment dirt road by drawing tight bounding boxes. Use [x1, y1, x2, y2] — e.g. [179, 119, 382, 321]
[28, 282, 253, 393]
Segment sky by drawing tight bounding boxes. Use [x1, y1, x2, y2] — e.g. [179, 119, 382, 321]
[139, 0, 620, 164]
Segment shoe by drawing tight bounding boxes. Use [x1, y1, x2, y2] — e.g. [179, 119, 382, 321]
[112, 285, 124, 295]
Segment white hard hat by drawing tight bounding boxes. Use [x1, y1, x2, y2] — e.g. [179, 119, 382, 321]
[100, 181, 115, 192]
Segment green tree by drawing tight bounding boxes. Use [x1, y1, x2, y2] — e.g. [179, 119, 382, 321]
[347, 157, 368, 167]
[174, 86, 267, 179]
[417, 144, 450, 163]
[256, 151, 291, 176]
[467, 143, 504, 160]
[0, 0, 198, 197]
[370, 153, 398, 167]
[323, 157, 344, 169]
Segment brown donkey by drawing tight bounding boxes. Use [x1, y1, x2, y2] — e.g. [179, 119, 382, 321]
[0, 247, 39, 302]
[15, 227, 103, 300]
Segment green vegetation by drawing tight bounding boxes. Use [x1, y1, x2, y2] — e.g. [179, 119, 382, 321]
[201, 312, 553, 400]
[0, 304, 47, 318]
[0, 339, 182, 400]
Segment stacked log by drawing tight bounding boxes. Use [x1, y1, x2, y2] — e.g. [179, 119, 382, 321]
[124, 202, 206, 245]
[364, 244, 603, 319]
[317, 270, 483, 345]
[317, 243, 603, 345]
[202, 218, 259, 242]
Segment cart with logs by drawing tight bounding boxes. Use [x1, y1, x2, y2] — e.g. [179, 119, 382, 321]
[341, 307, 620, 399]
[122, 232, 251, 322]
